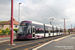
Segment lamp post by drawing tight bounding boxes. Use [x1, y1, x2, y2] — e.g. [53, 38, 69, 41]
[10, 0, 13, 45]
[50, 18, 54, 36]
[18, 2, 22, 23]
[50, 18, 54, 25]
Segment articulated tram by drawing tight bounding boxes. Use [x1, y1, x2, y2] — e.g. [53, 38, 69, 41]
[17, 21, 64, 40]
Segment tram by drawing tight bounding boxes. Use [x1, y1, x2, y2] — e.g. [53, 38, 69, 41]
[17, 21, 64, 40]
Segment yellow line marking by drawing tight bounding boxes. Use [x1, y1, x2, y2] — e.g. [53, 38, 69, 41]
[25, 43, 44, 50]
[54, 35, 72, 41]
[6, 37, 57, 50]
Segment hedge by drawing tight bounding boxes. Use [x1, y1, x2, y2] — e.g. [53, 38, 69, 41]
[0, 29, 18, 35]
[0, 30, 10, 35]
[2, 30, 10, 35]
[13, 29, 18, 33]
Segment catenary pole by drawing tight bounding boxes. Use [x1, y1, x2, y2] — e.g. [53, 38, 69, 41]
[64, 18, 66, 34]
[71, 24, 72, 32]
[10, 0, 13, 45]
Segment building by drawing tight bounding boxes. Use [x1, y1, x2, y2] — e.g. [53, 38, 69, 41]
[0, 18, 19, 30]
[68, 28, 75, 32]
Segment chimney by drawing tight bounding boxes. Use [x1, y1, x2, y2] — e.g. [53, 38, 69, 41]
[13, 18, 15, 21]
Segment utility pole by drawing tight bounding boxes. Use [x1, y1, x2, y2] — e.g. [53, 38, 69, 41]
[10, 0, 13, 45]
[71, 24, 72, 33]
[64, 18, 66, 35]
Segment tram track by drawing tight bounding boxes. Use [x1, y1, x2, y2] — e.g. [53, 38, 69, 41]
[6, 34, 68, 50]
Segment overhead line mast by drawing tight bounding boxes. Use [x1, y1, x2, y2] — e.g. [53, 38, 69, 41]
[10, 0, 13, 45]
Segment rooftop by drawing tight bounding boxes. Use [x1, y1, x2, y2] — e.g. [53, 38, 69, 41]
[0, 18, 20, 25]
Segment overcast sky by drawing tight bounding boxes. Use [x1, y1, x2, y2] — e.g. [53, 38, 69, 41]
[0, 0, 75, 29]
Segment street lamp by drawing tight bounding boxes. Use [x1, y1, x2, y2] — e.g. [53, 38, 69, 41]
[50, 18, 54, 25]
[18, 2, 22, 23]
[50, 18, 54, 36]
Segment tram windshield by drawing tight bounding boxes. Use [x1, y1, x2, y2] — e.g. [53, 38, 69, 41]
[17, 22, 31, 35]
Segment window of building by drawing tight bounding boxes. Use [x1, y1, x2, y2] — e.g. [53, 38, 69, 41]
[15, 25, 17, 28]
[0, 25, 2, 27]
[2, 25, 4, 27]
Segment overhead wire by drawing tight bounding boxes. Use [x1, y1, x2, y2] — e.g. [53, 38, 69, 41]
[40, 0, 59, 15]
[23, 6, 46, 16]
[40, 0, 69, 17]
[40, 0, 66, 27]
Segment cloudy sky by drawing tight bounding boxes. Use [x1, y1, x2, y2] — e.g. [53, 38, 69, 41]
[0, 0, 75, 29]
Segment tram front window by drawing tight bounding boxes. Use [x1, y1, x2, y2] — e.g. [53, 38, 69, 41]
[17, 23, 31, 35]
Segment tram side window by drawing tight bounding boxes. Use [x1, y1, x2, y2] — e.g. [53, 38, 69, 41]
[36, 28, 44, 33]
[55, 30, 57, 33]
[51, 27, 54, 33]
[36, 29, 39, 33]
[45, 28, 48, 33]
[41, 30, 44, 33]
[45, 30, 48, 33]
[54, 28, 56, 33]
[56, 30, 58, 33]
[62, 30, 63, 32]
[58, 30, 60, 32]
[60, 30, 63, 32]
[61, 30, 62, 32]
[54, 30, 55, 33]
[55, 30, 56, 33]
[51, 30, 52, 33]
[52, 30, 53, 33]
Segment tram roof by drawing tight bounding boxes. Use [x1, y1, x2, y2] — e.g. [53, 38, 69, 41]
[31, 21, 52, 27]
[32, 21, 44, 25]
[22, 20, 61, 28]
[45, 24, 52, 27]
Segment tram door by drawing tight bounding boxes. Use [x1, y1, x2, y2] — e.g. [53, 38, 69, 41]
[32, 26, 35, 38]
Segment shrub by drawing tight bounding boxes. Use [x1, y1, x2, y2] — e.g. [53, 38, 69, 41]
[0, 30, 3, 35]
[6, 28, 10, 31]
[0, 29, 18, 35]
[13, 29, 18, 33]
[2, 30, 10, 35]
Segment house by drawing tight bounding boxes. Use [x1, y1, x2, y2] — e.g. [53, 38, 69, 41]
[0, 18, 20, 30]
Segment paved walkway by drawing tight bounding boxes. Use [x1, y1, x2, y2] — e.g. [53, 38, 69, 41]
[33, 34, 75, 50]
[0, 36, 16, 43]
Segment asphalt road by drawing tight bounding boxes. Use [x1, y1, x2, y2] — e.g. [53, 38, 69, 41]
[0, 34, 70, 50]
